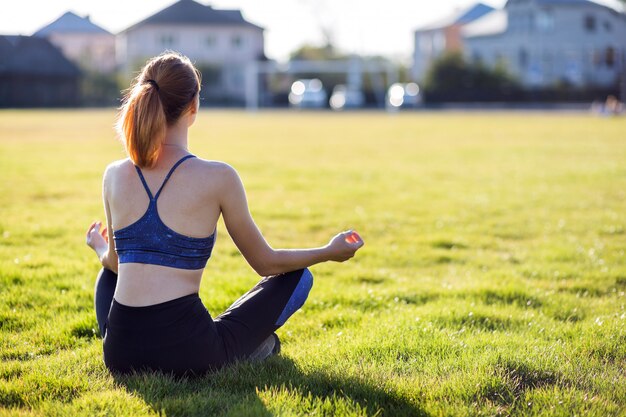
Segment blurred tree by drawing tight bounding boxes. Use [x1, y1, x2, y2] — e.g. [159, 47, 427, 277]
[423, 52, 521, 102]
[80, 71, 122, 106]
[289, 44, 344, 61]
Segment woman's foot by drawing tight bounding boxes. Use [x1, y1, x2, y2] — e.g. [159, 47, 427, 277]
[249, 333, 280, 361]
[271, 333, 281, 355]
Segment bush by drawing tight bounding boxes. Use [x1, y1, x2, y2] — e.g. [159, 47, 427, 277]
[80, 71, 123, 107]
[423, 52, 521, 102]
[422, 52, 621, 103]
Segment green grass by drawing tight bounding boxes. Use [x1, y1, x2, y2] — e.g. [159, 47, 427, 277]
[1, 109, 625, 416]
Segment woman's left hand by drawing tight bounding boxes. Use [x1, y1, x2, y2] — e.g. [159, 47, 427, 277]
[86, 221, 108, 258]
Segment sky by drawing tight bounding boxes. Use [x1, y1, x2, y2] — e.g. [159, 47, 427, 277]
[0, 0, 507, 62]
[1, 0, 622, 62]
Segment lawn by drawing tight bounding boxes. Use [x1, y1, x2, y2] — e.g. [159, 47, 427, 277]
[0, 109, 625, 416]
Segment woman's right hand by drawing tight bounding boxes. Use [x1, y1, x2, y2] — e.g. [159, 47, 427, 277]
[86, 221, 108, 260]
[326, 230, 365, 262]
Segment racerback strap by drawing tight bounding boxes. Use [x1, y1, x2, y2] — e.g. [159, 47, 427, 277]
[134, 154, 196, 201]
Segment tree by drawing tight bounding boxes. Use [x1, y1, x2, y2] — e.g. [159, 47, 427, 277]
[289, 44, 343, 61]
[80, 70, 123, 106]
[422, 52, 521, 102]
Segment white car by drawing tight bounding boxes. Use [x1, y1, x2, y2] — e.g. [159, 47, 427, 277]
[289, 79, 327, 108]
[329, 85, 365, 110]
[386, 82, 422, 110]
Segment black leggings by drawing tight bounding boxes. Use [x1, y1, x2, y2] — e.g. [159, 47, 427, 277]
[94, 268, 313, 376]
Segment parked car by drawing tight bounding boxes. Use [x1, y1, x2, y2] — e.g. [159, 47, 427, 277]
[386, 82, 422, 110]
[329, 85, 365, 110]
[288, 79, 327, 108]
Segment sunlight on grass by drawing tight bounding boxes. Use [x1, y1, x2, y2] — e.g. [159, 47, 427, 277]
[0, 110, 625, 416]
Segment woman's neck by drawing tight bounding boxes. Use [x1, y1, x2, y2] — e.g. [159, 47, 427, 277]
[162, 122, 189, 151]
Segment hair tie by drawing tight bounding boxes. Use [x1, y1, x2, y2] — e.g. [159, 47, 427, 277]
[146, 79, 160, 91]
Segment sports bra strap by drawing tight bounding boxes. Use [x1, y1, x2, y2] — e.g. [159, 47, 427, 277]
[134, 154, 196, 201]
[134, 165, 154, 200]
[154, 154, 196, 201]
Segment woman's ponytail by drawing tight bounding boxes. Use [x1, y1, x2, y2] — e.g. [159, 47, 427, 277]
[119, 82, 166, 168]
[117, 52, 201, 168]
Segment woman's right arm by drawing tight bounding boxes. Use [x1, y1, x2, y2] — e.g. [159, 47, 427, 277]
[86, 164, 118, 273]
[217, 164, 363, 276]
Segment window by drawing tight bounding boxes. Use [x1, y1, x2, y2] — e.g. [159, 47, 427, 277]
[231, 35, 244, 49]
[606, 47, 615, 68]
[519, 48, 528, 68]
[604, 21, 612, 32]
[206, 35, 217, 48]
[536, 9, 554, 31]
[159, 34, 176, 47]
[584, 15, 596, 32]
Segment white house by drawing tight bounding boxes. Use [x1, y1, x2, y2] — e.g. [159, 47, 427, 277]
[462, 0, 626, 87]
[34, 12, 116, 74]
[117, 0, 265, 103]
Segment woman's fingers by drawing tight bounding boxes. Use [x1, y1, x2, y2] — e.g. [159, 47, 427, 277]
[86, 221, 97, 235]
[343, 230, 364, 250]
[100, 226, 108, 243]
[326, 230, 364, 262]
[86, 221, 104, 245]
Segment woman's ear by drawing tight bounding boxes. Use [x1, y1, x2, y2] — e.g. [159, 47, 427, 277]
[189, 96, 199, 115]
[187, 95, 199, 126]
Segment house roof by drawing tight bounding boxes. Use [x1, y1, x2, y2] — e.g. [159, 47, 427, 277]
[0, 35, 81, 76]
[416, 3, 496, 32]
[123, 0, 263, 32]
[33, 11, 111, 37]
[462, 9, 508, 38]
[506, 0, 624, 13]
[465, 0, 625, 38]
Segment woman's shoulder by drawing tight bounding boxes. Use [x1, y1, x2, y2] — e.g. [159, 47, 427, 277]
[102, 156, 240, 186]
[103, 158, 134, 181]
[103, 159, 149, 194]
[105, 158, 133, 170]
[188, 157, 238, 179]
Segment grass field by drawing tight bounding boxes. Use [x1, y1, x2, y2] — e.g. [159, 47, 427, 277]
[0, 109, 625, 416]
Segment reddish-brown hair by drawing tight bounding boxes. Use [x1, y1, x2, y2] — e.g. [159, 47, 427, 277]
[117, 52, 201, 168]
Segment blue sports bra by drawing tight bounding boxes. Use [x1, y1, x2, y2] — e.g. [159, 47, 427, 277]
[114, 155, 216, 270]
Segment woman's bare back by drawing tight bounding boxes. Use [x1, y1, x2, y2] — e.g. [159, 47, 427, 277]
[106, 153, 226, 306]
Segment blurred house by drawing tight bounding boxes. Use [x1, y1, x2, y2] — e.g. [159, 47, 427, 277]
[462, 0, 626, 88]
[117, 0, 265, 104]
[0, 35, 81, 107]
[412, 3, 495, 82]
[414, 0, 626, 89]
[33, 11, 116, 74]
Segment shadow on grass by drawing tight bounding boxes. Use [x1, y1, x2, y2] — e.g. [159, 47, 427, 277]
[113, 355, 426, 417]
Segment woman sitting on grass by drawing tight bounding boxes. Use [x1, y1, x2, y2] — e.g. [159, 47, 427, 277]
[85, 52, 364, 376]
